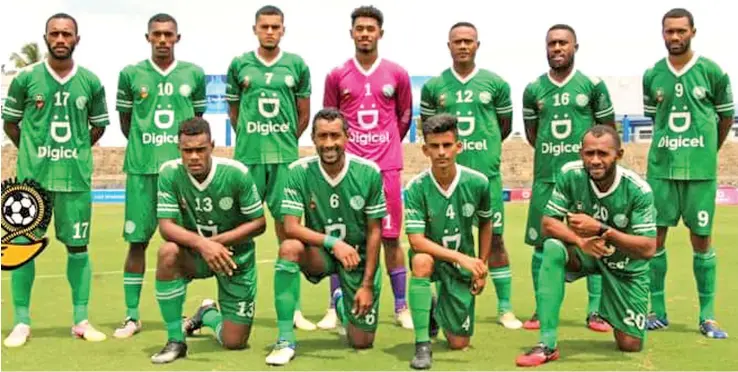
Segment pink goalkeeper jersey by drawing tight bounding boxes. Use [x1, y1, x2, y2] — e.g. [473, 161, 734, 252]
[323, 57, 412, 171]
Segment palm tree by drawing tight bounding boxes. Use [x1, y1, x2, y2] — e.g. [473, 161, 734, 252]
[9, 42, 43, 68]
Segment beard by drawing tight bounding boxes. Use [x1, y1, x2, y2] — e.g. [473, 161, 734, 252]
[46, 41, 75, 60]
[548, 54, 574, 72]
[318, 146, 344, 165]
[666, 38, 691, 56]
[587, 162, 616, 182]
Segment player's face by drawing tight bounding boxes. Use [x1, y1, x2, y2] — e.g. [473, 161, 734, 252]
[253, 14, 284, 50]
[351, 17, 383, 53]
[179, 133, 214, 177]
[580, 133, 623, 182]
[448, 26, 479, 64]
[422, 131, 461, 169]
[546, 29, 577, 70]
[44, 18, 79, 60]
[313, 119, 347, 165]
[662, 17, 694, 56]
[147, 21, 179, 59]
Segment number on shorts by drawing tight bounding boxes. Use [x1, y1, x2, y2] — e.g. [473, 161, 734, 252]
[697, 210, 709, 227]
[461, 315, 471, 331]
[623, 309, 646, 330]
[493, 212, 503, 228]
[73, 222, 90, 239]
[236, 301, 254, 317]
[364, 307, 377, 325]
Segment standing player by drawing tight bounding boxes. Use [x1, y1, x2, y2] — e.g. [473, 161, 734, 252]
[521, 24, 616, 332]
[265, 109, 386, 365]
[420, 22, 520, 329]
[225, 5, 315, 330]
[404, 114, 491, 370]
[2, 13, 109, 347]
[516, 125, 657, 367]
[643, 8, 733, 338]
[150, 118, 266, 363]
[322, 5, 413, 330]
[114, 13, 207, 339]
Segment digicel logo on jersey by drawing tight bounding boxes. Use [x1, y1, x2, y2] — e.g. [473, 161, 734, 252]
[246, 121, 290, 135]
[657, 135, 705, 150]
[143, 133, 178, 146]
[37, 146, 78, 161]
[350, 130, 390, 145]
[541, 142, 581, 156]
[461, 139, 488, 151]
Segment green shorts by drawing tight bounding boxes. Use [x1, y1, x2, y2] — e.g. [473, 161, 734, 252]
[432, 265, 476, 337]
[187, 247, 257, 325]
[565, 245, 649, 341]
[247, 163, 289, 222]
[647, 178, 716, 236]
[303, 247, 382, 333]
[123, 174, 158, 243]
[525, 181, 555, 246]
[473, 174, 504, 234]
[29, 191, 92, 247]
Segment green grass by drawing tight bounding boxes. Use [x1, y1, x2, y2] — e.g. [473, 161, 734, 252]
[2, 204, 738, 371]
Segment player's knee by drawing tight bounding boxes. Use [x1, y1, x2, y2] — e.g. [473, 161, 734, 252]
[349, 332, 375, 350]
[689, 233, 711, 253]
[278, 239, 305, 262]
[615, 334, 643, 353]
[411, 253, 434, 277]
[542, 239, 567, 265]
[221, 333, 248, 350]
[447, 336, 470, 350]
[157, 242, 181, 266]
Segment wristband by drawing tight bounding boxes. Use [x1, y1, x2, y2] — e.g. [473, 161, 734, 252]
[323, 235, 338, 253]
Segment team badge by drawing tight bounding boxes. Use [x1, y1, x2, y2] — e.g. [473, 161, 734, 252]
[613, 214, 629, 228]
[382, 84, 395, 97]
[528, 227, 538, 241]
[34, 94, 45, 109]
[219, 197, 233, 211]
[479, 91, 492, 104]
[692, 86, 706, 100]
[350, 196, 365, 211]
[179, 84, 192, 97]
[461, 203, 475, 218]
[2, 178, 53, 271]
[140, 86, 149, 99]
[124, 220, 136, 234]
[576, 94, 589, 107]
[75, 96, 88, 110]
[285, 75, 295, 88]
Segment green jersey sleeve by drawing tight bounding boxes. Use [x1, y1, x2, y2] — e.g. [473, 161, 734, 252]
[711, 69, 734, 119]
[281, 165, 306, 218]
[192, 67, 208, 114]
[88, 78, 110, 128]
[494, 78, 513, 120]
[115, 68, 133, 113]
[1, 72, 27, 122]
[642, 70, 657, 118]
[522, 82, 538, 122]
[295, 58, 311, 99]
[157, 165, 180, 220]
[477, 179, 493, 222]
[403, 180, 426, 234]
[365, 169, 387, 220]
[630, 189, 657, 237]
[225, 58, 241, 103]
[419, 82, 437, 120]
[591, 78, 615, 123]
[544, 171, 572, 219]
[239, 169, 264, 220]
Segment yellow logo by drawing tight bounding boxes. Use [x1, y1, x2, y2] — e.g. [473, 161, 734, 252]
[1, 178, 52, 271]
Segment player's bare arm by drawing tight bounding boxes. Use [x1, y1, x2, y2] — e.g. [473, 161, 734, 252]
[498, 116, 513, 141]
[210, 215, 267, 246]
[228, 102, 239, 131]
[354, 217, 382, 316]
[158, 218, 236, 275]
[407, 233, 486, 279]
[119, 112, 132, 139]
[296, 97, 310, 138]
[3, 121, 21, 147]
[89, 126, 105, 146]
[471, 218, 493, 294]
[717, 116, 734, 150]
[524, 118, 538, 147]
[601, 228, 656, 260]
[542, 215, 609, 258]
[283, 214, 360, 270]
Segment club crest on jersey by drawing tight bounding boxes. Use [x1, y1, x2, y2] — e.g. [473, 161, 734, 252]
[613, 214, 629, 228]
[34, 94, 45, 109]
[140, 86, 149, 99]
[124, 220, 136, 234]
[219, 197, 233, 211]
[179, 84, 192, 97]
[692, 86, 707, 100]
[75, 96, 88, 110]
[462, 203, 475, 218]
[479, 91, 492, 104]
[528, 227, 539, 241]
[350, 196, 365, 211]
[382, 84, 395, 97]
[576, 94, 589, 107]
[285, 75, 295, 88]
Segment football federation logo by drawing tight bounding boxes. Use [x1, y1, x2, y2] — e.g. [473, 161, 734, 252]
[242, 76, 251, 89]
[1, 178, 52, 271]
[576, 94, 589, 107]
[34, 94, 45, 109]
[350, 196, 365, 211]
[461, 203, 476, 218]
[479, 91, 492, 104]
[613, 214, 629, 228]
[75, 96, 88, 110]
[656, 88, 664, 103]
[382, 84, 395, 97]
[537, 100, 545, 111]
[140, 86, 149, 99]
[692, 86, 706, 100]
[219, 197, 233, 211]
[179, 84, 192, 97]
[285, 75, 295, 88]
[438, 94, 447, 108]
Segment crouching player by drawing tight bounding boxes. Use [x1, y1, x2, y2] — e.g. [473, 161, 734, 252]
[265, 108, 386, 366]
[516, 125, 657, 367]
[149, 117, 267, 363]
[404, 114, 492, 370]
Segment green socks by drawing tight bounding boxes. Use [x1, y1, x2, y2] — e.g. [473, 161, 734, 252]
[155, 278, 187, 342]
[538, 239, 567, 349]
[531, 247, 543, 313]
[123, 272, 144, 320]
[274, 258, 300, 343]
[335, 291, 349, 328]
[67, 252, 91, 324]
[694, 248, 717, 323]
[649, 248, 668, 318]
[409, 277, 432, 343]
[490, 265, 512, 314]
[12, 260, 35, 326]
[202, 308, 224, 345]
[586, 274, 602, 315]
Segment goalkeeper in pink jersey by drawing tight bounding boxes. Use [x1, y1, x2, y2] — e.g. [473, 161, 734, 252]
[322, 5, 414, 330]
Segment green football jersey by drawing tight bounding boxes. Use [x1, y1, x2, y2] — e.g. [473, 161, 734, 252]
[420, 68, 513, 177]
[116, 60, 207, 174]
[643, 55, 734, 180]
[156, 157, 264, 259]
[544, 161, 657, 277]
[523, 70, 615, 183]
[404, 165, 493, 281]
[226, 51, 311, 165]
[1, 61, 109, 192]
[280, 154, 386, 265]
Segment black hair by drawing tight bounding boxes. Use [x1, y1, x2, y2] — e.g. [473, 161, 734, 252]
[46, 13, 78, 34]
[548, 24, 577, 42]
[663, 8, 694, 28]
[178, 117, 212, 140]
[148, 13, 178, 31]
[450, 21, 476, 33]
[583, 124, 621, 149]
[422, 114, 458, 140]
[311, 108, 348, 136]
[351, 6, 383, 27]
[256, 5, 284, 22]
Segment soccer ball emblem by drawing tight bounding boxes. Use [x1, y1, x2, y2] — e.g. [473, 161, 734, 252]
[3, 191, 38, 228]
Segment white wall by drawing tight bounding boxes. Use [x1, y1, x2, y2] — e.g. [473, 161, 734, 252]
[2, 0, 735, 147]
